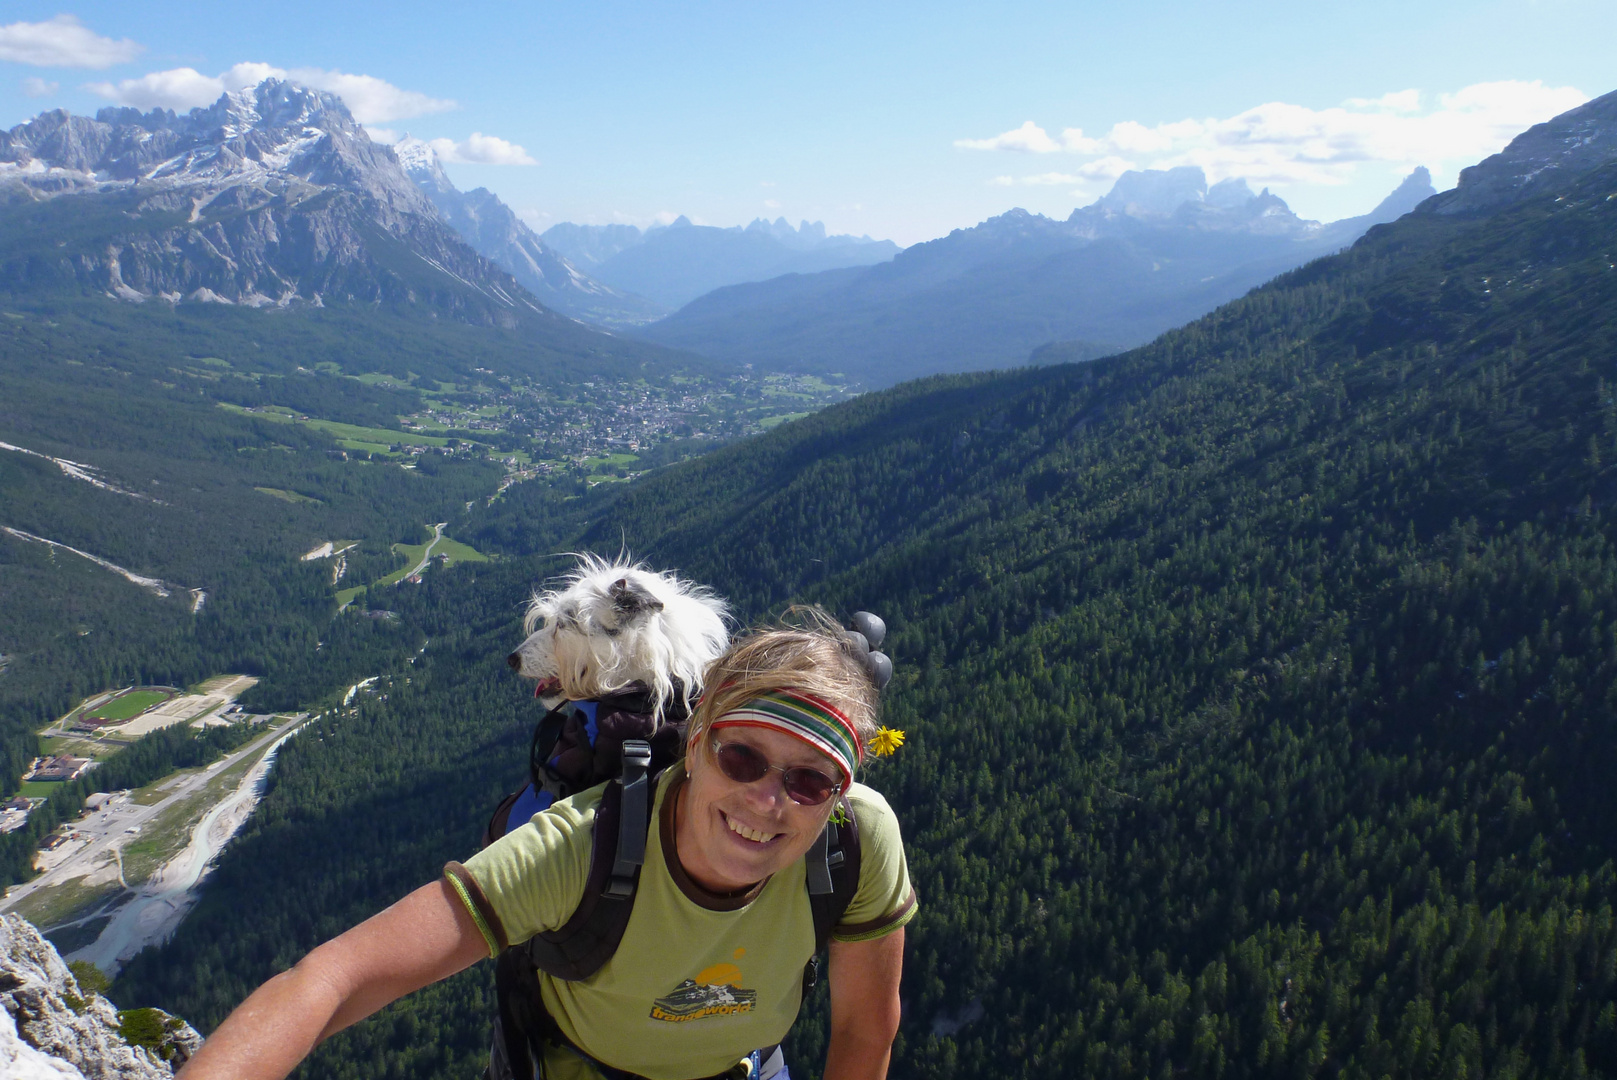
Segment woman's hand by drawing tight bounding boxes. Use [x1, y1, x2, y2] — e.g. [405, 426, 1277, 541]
[824, 928, 905, 1080]
[177, 879, 488, 1080]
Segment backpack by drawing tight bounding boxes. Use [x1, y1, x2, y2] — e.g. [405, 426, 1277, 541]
[482, 687, 862, 1080]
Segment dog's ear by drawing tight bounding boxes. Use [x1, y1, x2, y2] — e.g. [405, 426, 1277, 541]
[610, 577, 664, 620]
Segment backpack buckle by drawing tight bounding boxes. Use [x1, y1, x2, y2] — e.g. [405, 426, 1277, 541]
[607, 740, 653, 898]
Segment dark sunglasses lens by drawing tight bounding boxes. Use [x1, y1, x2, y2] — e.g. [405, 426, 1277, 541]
[782, 768, 836, 806]
[716, 742, 770, 783]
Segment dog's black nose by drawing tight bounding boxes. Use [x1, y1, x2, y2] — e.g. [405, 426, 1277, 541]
[506, 652, 522, 670]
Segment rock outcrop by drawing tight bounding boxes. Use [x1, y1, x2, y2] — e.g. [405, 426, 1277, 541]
[1428, 87, 1617, 215]
[1, 915, 199, 1079]
[0, 80, 554, 327]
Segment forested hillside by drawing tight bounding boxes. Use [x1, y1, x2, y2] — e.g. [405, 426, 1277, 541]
[0, 279, 728, 886]
[109, 127, 1617, 1080]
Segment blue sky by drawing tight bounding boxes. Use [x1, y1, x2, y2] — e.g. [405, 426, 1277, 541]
[1, 2, 1611, 245]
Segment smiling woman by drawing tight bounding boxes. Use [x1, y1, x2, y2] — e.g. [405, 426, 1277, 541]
[175, 612, 915, 1080]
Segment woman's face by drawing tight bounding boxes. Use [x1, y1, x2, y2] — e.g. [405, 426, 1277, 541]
[676, 723, 840, 893]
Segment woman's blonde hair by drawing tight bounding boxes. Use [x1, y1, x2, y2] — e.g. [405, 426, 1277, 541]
[688, 606, 881, 760]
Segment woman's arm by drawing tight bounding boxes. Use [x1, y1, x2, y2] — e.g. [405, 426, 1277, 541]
[823, 928, 905, 1080]
[178, 878, 488, 1080]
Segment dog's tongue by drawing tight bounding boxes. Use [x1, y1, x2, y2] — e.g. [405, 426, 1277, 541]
[534, 677, 562, 700]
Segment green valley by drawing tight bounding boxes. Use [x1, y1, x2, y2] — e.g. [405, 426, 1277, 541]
[103, 148, 1617, 1080]
[4, 70, 1617, 1080]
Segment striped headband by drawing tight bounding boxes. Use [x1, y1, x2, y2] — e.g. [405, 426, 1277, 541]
[711, 690, 862, 788]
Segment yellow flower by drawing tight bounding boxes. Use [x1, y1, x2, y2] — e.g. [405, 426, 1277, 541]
[869, 727, 905, 757]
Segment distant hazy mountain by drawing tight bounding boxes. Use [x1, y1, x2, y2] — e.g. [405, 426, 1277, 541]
[394, 137, 666, 329]
[0, 81, 568, 329]
[541, 216, 902, 309]
[539, 223, 650, 270]
[1317, 166, 1436, 245]
[633, 166, 1435, 386]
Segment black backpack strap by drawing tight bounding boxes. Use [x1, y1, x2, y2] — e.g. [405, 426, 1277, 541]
[490, 947, 556, 1080]
[481, 788, 526, 849]
[803, 796, 862, 992]
[523, 741, 655, 980]
[607, 740, 652, 898]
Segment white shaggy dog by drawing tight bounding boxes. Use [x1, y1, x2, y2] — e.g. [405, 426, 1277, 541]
[506, 555, 730, 717]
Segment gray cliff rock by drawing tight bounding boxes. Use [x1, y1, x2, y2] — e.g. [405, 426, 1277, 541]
[1428, 88, 1617, 215]
[1, 914, 200, 1079]
[0, 80, 555, 327]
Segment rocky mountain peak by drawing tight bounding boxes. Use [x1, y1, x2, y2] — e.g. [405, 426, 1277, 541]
[0, 79, 544, 322]
[1, 78, 427, 215]
[1206, 176, 1258, 208]
[393, 132, 461, 205]
[393, 133, 441, 176]
[1093, 165, 1211, 218]
[1068, 166, 1316, 239]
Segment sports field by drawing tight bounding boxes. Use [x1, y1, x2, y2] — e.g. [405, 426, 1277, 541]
[89, 690, 171, 721]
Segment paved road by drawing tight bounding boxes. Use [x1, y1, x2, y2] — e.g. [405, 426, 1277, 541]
[405, 522, 448, 579]
[0, 717, 302, 916]
[68, 719, 308, 975]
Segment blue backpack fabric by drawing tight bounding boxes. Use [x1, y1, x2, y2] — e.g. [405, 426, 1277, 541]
[501, 700, 600, 825]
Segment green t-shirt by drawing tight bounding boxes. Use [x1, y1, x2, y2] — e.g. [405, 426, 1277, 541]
[445, 765, 916, 1080]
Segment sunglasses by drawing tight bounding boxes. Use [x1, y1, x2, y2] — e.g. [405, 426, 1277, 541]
[710, 737, 843, 807]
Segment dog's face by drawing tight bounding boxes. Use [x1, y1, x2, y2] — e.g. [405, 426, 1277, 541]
[508, 560, 728, 712]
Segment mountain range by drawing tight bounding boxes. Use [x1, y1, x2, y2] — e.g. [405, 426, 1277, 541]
[393, 136, 666, 330]
[2, 70, 1616, 1080]
[0, 85, 905, 338]
[0, 81, 562, 330]
[104, 85, 1617, 1080]
[632, 165, 1436, 386]
[542, 216, 902, 309]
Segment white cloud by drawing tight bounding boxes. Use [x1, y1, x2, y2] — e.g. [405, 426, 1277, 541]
[364, 126, 400, 144]
[221, 62, 284, 90]
[22, 76, 57, 98]
[763, 198, 781, 208]
[988, 175, 1014, 186]
[289, 69, 454, 124]
[426, 132, 536, 166]
[955, 119, 1067, 153]
[87, 66, 221, 110]
[957, 80, 1590, 190]
[1076, 155, 1137, 181]
[0, 15, 142, 69]
[86, 62, 455, 124]
[1345, 89, 1421, 112]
